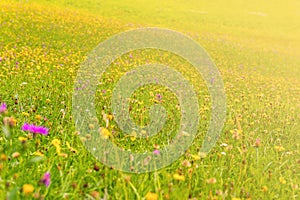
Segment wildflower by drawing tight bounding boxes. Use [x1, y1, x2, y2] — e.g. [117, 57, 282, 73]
[12, 152, 20, 158]
[22, 184, 34, 195]
[292, 184, 298, 190]
[129, 131, 137, 141]
[18, 136, 27, 142]
[1, 154, 7, 161]
[156, 94, 162, 101]
[91, 191, 100, 199]
[255, 139, 261, 147]
[35, 115, 42, 121]
[145, 192, 158, 200]
[40, 172, 51, 187]
[52, 139, 61, 154]
[182, 159, 191, 167]
[34, 151, 44, 156]
[66, 141, 78, 153]
[153, 149, 160, 155]
[22, 123, 49, 135]
[99, 127, 111, 139]
[206, 177, 217, 184]
[274, 145, 285, 151]
[22, 112, 30, 117]
[3, 116, 17, 127]
[262, 186, 268, 192]
[173, 173, 185, 181]
[274, 145, 285, 152]
[279, 177, 286, 184]
[0, 103, 7, 114]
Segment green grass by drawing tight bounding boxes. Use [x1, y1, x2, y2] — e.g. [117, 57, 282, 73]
[0, 0, 299, 199]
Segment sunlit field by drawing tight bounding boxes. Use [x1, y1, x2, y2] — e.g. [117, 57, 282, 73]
[0, 0, 300, 199]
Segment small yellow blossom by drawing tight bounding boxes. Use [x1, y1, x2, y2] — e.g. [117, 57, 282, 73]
[22, 112, 30, 117]
[262, 186, 268, 192]
[99, 127, 111, 139]
[279, 177, 286, 184]
[22, 184, 34, 195]
[130, 131, 137, 141]
[145, 192, 158, 200]
[191, 154, 200, 160]
[18, 136, 27, 142]
[274, 145, 285, 152]
[34, 151, 44, 156]
[173, 173, 185, 181]
[35, 115, 42, 120]
[1, 154, 7, 161]
[52, 139, 62, 154]
[66, 141, 78, 153]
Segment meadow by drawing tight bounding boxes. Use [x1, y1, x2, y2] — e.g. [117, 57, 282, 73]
[0, 0, 299, 199]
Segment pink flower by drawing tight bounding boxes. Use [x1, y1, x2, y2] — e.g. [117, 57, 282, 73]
[255, 139, 261, 147]
[0, 103, 7, 114]
[153, 149, 160, 155]
[22, 123, 49, 135]
[156, 94, 162, 101]
[40, 172, 51, 187]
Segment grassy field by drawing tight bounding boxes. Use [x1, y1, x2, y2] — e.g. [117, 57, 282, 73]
[0, 0, 300, 199]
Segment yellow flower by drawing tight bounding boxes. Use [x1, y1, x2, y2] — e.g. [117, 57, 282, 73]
[145, 192, 158, 200]
[173, 173, 185, 181]
[34, 151, 44, 156]
[191, 154, 200, 160]
[52, 139, 62, 154]
[1, 154, 7, 161]
[99, 127, 111, 139]
[274, 145, 285, 152]
[22, 112, 30, 117]
[35, 115, 42, 120]
[130, 131, 137, 141]
[52, 139, 60, 146]
[18, 136, 27, 142]
[23, 184, 34, 195]
[107, 114, 113, 120]
[262, 186, 268, 192]
[279, 177, 286, 184]
[66, 141, 78, 153]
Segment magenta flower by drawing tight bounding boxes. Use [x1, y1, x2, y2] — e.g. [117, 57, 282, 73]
[0, 103, 7, 114]
[156, 94, 162, 101]
[153, 149, 160, 155]
[22, 123, 49, 135]
[40, 172, 51, 187]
